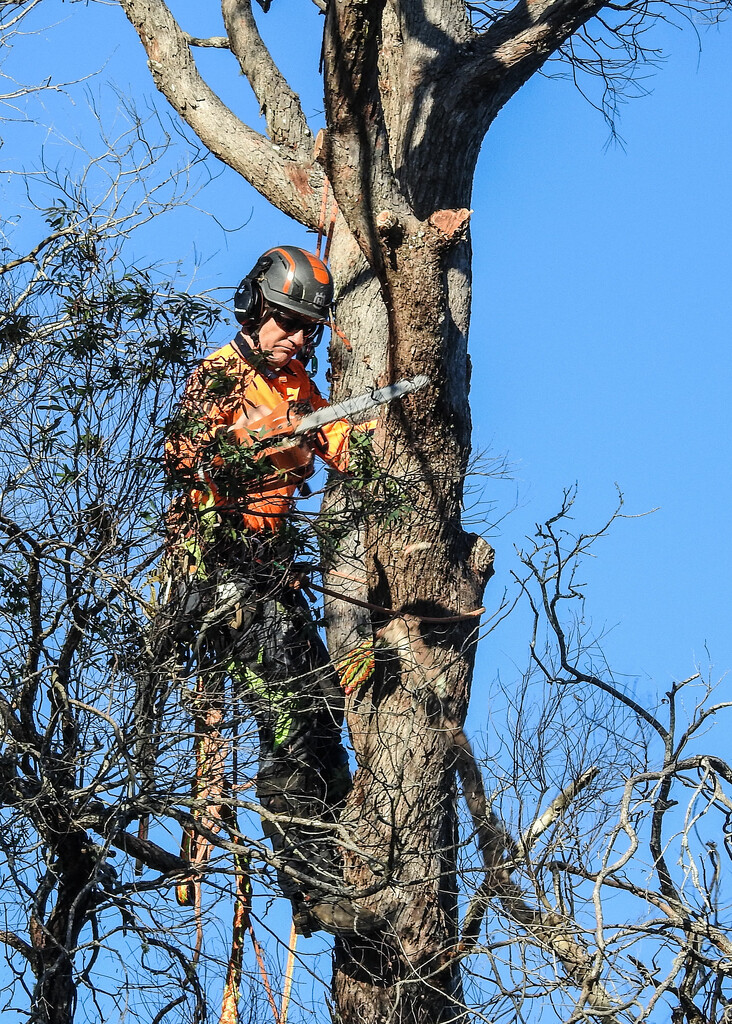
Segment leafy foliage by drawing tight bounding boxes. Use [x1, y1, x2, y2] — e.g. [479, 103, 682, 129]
[0, 198, 233, 1018]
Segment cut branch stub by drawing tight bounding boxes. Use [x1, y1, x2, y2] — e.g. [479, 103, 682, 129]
[428, 207, 473, 245]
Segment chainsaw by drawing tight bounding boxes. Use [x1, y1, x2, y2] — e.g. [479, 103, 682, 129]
[229, 375, 430, 452]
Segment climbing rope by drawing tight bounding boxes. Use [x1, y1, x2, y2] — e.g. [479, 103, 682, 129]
[279, 922, 298, 1024]
[315, 179, 330, 261]
[316, 180, 352, 351]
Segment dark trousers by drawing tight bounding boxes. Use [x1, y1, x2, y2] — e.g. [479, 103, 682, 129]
[169, 551, 351, 905]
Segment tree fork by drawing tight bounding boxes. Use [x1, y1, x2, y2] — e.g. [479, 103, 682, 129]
[29, 839, 100, 1024]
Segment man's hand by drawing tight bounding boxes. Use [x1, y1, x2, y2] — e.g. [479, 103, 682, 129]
[230, 398, 306, 448]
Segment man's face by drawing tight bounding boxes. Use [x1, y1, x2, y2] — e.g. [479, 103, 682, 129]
[253, 308, 315, 369]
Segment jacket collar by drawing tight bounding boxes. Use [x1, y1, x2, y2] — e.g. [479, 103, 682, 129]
[232, 331, 278, 378]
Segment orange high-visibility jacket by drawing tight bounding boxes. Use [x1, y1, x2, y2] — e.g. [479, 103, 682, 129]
[165, 338, 353, 533]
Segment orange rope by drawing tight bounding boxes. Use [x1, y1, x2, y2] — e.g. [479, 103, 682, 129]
[177, 679, 226, 907]
[220, 833, 251, 1024]
[249, 923, 281, 1024]
[193, 867, 204, 965]
[219, 834, 282, 1024]
[330, 319, 352, 351]
[280, 921, 298, 1024]
[316, 176, 348, 352]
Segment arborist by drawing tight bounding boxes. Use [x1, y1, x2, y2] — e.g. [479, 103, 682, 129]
[163, 245, 380, 937]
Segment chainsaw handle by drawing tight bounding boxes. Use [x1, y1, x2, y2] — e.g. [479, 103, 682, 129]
[229, 399, 300, 447]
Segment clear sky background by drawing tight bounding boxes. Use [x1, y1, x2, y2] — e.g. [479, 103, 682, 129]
[470, 20, 732, 718]
[3, 0, 730, 726]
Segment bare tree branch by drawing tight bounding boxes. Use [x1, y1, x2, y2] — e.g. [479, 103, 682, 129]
[0, 929, 39, 968]
[321, 0, 419, 263]
[456, 734, 621, 1021]
[221, 0, 314, 151]
[182, 32, 230, 48]
[118, 0, 325, 226]
[514, 765, 600, 862]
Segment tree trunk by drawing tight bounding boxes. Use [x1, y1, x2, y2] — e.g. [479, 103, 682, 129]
[323, 218, 494, 1021]
[30, 831, 99, 1024]
[317, 16, 496, 1008]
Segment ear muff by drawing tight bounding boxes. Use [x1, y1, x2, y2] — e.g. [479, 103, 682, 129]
[233, 277, 265, 327]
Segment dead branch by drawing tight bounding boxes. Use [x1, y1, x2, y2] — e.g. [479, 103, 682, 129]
[221, 0, 314, 151]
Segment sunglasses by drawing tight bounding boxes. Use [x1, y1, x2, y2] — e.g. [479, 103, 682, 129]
[268, 307, 323, 340]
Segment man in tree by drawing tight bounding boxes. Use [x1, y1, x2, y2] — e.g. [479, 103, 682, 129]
[163, 245, 378, 937]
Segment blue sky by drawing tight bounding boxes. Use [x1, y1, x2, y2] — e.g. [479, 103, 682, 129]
[470, 20, 732, 710]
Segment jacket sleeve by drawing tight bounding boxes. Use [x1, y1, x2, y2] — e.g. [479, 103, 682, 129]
[164, 353, 245, 484]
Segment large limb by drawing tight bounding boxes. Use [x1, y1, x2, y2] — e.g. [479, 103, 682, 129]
[321, 0, 419, 268]
[369, 0, 609, 212]
[435, 0, 607, 134]
[221, 0, 314, 152]
[118, 0, 324, 226]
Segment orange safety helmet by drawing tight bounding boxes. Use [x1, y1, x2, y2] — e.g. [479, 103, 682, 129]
[234, 245, 333, 326]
